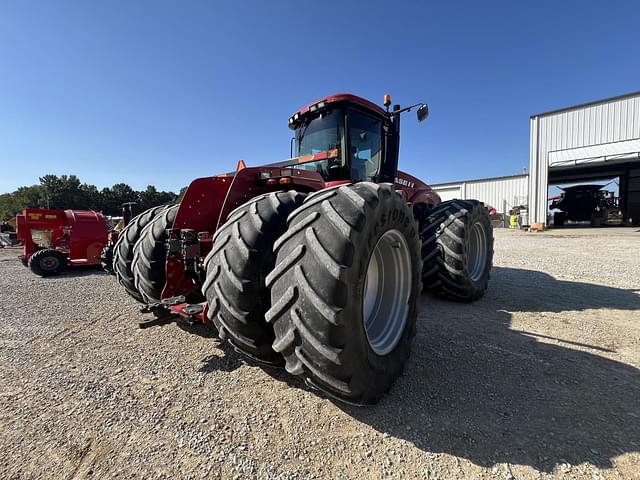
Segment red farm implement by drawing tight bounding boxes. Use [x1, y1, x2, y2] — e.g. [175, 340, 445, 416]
[16, 208, 109, 276]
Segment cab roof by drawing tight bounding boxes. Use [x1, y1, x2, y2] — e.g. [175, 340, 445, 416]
[291, 93, 388, 121]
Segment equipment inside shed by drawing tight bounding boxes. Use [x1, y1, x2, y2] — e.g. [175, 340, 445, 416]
[549, 167, 640, 227]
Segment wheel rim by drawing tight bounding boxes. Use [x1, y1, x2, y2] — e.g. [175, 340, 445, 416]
[467, 221, 488, 282]
[362, 229, 412, 356]
[41, 256, 60, 271]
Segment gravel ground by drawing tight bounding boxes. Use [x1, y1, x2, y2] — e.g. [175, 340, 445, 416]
[1, 227, 639, 479]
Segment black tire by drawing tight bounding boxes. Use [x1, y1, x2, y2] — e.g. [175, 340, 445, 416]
[420, 199, 493, 302]
[266, 183, 421, 405]
[100, 244, 115, 275]
[28, 249, 69, 277]
[132, 205, 179, 303]
[113, 205, 170, 302]
[554, 212, 565, 227]
[203, 191, 307, 364]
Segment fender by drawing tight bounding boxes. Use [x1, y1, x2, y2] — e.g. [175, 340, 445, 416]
[162, 165, 326, 301]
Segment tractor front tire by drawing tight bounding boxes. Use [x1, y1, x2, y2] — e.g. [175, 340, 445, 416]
[28, 249, 69, 277]
[132, 205, 179, 303]
[267, 183, 421, 405]
[203, 191, 307, 364]
[113, 205, 170, 302]
[421, 199, 493, 302]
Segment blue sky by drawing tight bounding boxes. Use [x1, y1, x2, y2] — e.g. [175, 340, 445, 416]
[1, 0, 639, 194]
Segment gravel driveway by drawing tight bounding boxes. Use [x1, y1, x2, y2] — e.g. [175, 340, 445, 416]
[1, 227, 639, 479]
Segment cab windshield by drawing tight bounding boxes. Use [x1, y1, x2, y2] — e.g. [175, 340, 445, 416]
[294, 109, 346, 181]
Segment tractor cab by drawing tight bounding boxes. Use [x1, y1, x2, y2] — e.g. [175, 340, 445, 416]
[287, 94, 428, 185]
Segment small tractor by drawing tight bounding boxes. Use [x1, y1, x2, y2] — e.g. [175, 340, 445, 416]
[16, 208, 109, 276]
[111, 93, 494, 404]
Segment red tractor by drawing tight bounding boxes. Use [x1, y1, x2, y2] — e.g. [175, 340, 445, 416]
[112, 93, 493, 404]
[16, 208, 109, 276]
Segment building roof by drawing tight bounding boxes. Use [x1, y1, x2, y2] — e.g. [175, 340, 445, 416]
[530, 91, 640, 119]
[430, 173, 528, 188]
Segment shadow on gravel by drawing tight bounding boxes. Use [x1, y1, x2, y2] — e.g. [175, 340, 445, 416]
[177, 320, 313, 391]
[344, 266, 640, 472]
[174, 322, 246, 374]
[7, 254, 109, 279]
[46, 266, 108, 279]
[490, 267, 640, 313]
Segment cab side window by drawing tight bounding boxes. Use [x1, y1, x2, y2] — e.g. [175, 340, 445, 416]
[348, 110, 382, 182]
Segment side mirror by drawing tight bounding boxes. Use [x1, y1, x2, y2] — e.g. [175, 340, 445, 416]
[417, 104, 429, 122]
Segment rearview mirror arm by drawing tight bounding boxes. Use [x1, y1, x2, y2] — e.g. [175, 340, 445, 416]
[388, 102, 426, 117]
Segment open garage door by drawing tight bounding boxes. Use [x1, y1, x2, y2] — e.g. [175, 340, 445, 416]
[549, 138, 640, 168]
[548, 161, 640, 226]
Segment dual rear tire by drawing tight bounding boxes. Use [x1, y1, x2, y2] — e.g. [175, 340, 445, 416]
[204, 186, 493, 404]
[113, 204, 175, 303]
[265, 183, 421, 405]
[202, 191, 307, 364]
[132, 205, 180, 303]
[420, 200, 493, 302]
[204, 184, 421, 404]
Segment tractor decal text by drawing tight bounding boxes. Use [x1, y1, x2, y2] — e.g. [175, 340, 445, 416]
[395, 177, 415, 188]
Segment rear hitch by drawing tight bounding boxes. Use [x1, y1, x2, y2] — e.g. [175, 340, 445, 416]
[138, 303, 177, 329]
[162, 228, 212, 300]
[137, 296, 209, 329]
[138, 295, 186, 329]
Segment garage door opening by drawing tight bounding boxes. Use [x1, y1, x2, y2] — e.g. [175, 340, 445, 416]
[549, 177, 622, 227]
[547, 161, 640, 227]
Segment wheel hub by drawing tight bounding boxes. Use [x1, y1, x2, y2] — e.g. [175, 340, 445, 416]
[41, 256, 60, 271]
[362, 229, 412, 356]
[467, 221, 488, 282]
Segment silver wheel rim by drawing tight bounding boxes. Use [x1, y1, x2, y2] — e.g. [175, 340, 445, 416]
[362, 229, 412, 356]
[467, 221, 488, 282]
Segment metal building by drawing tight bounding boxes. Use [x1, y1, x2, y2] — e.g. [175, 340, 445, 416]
[430, 173, 529, 215]
[529, 91, 640, 225]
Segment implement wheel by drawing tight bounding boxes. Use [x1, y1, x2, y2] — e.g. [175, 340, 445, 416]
[266, 183, 421, 405]
[203, 191, 306, 364]
[132, 205, 179, 303]
[28, 249, 68, 277]
[421, 199, 493, 302]
[113, 205, 170, 302]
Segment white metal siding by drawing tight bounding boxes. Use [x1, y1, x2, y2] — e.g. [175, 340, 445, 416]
[465, 175, 529, 212]
[432, 175, 529, 214]
[529, 92, 640, 223]
[433, 185, 461, 202]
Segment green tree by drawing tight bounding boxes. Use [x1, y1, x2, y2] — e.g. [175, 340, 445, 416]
[79, 183, 102, 210]
[0, 186, 45, 220]
[39, 174, 84, 209]
[0, 193, 16, 220]
[138, 185, 177, 212]
[100, 183, 138, 215]
[15, 186, 45, 210]
[2, 175, 178, 218]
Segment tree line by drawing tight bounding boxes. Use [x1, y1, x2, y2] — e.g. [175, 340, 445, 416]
[0, 175, 183, 220]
